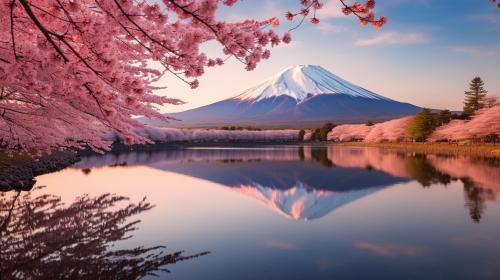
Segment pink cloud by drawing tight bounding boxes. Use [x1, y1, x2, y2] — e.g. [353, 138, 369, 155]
[354, 241, 425, 256]
[452, 47, 498, 57]
[355, 32, 429, 46]
[449, 234, 500, 249]
[264, 240, 299, 251]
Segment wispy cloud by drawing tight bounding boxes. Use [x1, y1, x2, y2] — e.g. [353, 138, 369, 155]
[222, 0, 282, 21]
[264, 240, 299, 251]
[468, 13, 500, 24]
[450, 234, 500, 249]
[276, 40, 303, 49]
[354, 241, 426, 257]
[315, 22, 346, 33]
[316, 1, 344, 19]
[355, 32, 430, 46]
[452, 47, 498, 57]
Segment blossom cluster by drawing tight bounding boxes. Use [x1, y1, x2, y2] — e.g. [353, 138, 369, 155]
[286, 0, 386, 28]
[327, 116, 413, 142]
[0, 0, 285, 151]
[107, 127, 299, 143]
[327, 124, 372, 141]
[0, 0, 389, 152]
[430, 106, 500, 141]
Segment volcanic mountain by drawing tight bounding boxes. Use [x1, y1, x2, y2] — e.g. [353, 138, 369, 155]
[146, 65, 420, 128]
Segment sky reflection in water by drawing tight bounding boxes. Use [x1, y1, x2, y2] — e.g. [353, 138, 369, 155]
[6, 145, 500, 279]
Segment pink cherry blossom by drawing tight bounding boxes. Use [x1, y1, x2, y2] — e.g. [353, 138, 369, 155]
[430, 106, 500, 142]
[0, 0, 286, 152]
[286, 0, 386, 29]
[327, 124, 372, 141]
[0, 0, 385, 152]
[364, 117, 413, 142]
[107, 127, 299, 143]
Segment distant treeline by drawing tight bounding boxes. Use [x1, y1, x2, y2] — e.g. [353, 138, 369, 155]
[217, 126, 263, 131]
[299, 76, 500, 144]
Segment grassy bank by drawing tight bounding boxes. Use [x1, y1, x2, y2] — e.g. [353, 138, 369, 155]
[335, 142, 500, 157]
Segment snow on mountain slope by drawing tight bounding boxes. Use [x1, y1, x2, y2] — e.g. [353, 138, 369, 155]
[140, 64, 420, 128]
[234, 65, 391, 103]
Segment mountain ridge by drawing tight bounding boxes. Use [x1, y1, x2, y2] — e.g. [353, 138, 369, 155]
[142, 65, 420, 128]
[234, 65, 391, 103]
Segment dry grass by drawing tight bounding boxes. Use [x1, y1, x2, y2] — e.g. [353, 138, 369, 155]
[334, 142, 500, 157]
[0, 152, 32, 164]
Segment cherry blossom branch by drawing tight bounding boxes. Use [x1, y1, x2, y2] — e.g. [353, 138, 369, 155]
[286, 0, 386, 29]
[9, 0, 18, 61]
[17, 0, 69, 62]
[0, 0, 392, 152]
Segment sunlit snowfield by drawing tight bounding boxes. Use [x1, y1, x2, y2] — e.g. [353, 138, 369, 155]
[9, 145, 500, 279]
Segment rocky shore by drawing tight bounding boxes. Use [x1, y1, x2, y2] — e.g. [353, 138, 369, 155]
[0, 151, 79, 192]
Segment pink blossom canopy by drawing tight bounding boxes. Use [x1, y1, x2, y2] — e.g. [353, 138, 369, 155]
[430, 106, 500, 141]
[0, 0, 387, 152]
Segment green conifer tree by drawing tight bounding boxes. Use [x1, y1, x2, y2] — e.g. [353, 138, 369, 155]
[298, 129, 306, 141]
[318, 123, 335, 141]
[437, 109, 452, 126]
[406, 108, 437, 141]
[463, 77, 488, 117]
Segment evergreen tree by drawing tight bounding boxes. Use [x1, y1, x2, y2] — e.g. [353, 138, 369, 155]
[437, 109, 452, 126]
[298, 129, 306, 141]
[318, 123, 335, 141]
[463, 77, 488, 117]
[311, 128, 321, 141]
[406, 108, 437, 141]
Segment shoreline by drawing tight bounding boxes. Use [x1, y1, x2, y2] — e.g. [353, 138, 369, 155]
[333, 142, 500, 157]
[0, 151, 79, 192]
[1, 141, 499, 192]
[93, 141, 500, 159]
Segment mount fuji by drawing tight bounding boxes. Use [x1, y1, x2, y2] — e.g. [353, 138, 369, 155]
[147, 65, 420, 128]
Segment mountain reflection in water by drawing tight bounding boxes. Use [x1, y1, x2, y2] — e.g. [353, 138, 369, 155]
[74, 145, 500, 223]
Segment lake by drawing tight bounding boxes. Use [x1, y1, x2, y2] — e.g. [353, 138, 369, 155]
[2, 145, 500, 280]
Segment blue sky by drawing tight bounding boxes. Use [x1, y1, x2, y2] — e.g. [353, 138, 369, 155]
[157, 0, 500, 113]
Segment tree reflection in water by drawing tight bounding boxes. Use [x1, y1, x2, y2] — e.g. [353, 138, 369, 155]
[405, 154, 453, 187]
[68, 146, 500, 224]
[0, 187, 208, 279]
[462, 178, 496, 223]
[304, 147, 499, 223]
[405, 155, 497, 223]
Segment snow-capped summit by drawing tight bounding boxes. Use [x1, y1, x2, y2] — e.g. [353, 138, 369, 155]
[143, 64, 420, 128]
[235, 65, 390, 103]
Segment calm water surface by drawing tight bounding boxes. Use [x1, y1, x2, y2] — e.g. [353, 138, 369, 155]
[2, 145, 500, 279]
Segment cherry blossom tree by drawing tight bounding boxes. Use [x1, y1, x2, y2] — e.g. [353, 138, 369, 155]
[131, 127, 299, 143]
[0, 0, 386, 152]
[327, 124, 372, 142]
[429, 106, 500, 142]
[363, 117, 413, 142]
